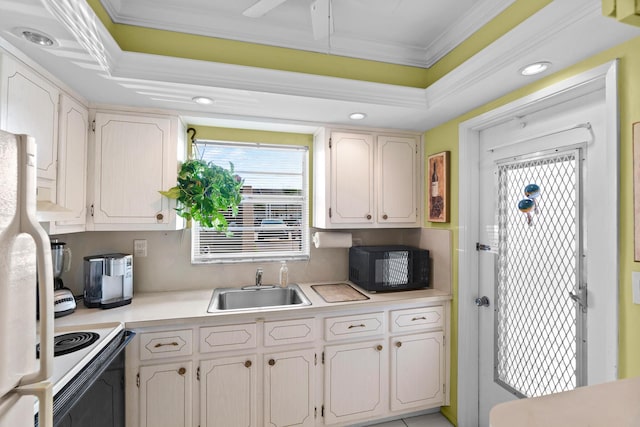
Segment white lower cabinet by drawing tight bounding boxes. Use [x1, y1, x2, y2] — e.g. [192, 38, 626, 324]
[264, 349, 316, 427]
[200, 355, 258, 427]
[127, 302, 449, 427]
[323, 340, 387, 425]
[390, 331, 445, 411]
[138, 361, 193, 427]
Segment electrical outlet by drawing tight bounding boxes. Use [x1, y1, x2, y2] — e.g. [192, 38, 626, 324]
[633, 272, 640, 305]
[134, 239, 147, 257]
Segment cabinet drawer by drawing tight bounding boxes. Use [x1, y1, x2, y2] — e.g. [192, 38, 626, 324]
[390, 306, 444, 332]
[325, 312, 384, 341]
[139, 329, 193, 360]
[264, 318, 315, 347]
[200, 323, 257, 353]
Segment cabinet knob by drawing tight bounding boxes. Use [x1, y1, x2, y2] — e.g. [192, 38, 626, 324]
[268, 359, 276, 366]
[156, 212, 164, 222]
[178, 367, 186, 376]
[395, 341, 402, 348]
[382, 214, 388, 220]
[244, 360, 252, 368]
[376, 345, 383, 351]
[366, 214, 372, 220]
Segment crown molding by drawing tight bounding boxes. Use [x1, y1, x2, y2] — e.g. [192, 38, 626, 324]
[112, 51, 429, 109]
[423, 0, 516, 67]
[97, 0, 512, 68]
[426, 0, 602, 107]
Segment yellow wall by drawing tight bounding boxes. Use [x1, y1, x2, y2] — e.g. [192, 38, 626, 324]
[425, 35, 640, 425]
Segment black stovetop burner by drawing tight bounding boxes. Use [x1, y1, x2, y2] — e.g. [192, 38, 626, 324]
[36, 331, 100, 358]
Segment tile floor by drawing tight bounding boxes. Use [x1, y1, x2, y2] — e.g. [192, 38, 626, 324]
[367, 413, 454, 427]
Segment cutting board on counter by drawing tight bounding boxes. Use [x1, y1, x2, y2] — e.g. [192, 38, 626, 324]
[311, 283, 369, 303]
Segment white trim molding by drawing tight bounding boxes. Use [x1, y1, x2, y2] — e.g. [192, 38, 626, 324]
[457, 61, 619, 426]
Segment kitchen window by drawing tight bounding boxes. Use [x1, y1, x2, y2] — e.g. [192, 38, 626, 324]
[191, 140, 310, 263]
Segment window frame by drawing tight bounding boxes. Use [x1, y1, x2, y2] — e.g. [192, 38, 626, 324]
[190, 140, 310, 264]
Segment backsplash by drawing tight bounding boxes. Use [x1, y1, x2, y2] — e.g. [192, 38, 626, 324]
[57, 228, 421, 295]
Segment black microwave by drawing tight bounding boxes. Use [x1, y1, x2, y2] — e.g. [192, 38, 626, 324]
[348, 245, 430, 292]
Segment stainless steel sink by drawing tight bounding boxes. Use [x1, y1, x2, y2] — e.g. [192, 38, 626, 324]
[207, 284, 311, 312]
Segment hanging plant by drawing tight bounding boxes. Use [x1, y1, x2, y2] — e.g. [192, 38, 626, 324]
[159, 159, 243, 232]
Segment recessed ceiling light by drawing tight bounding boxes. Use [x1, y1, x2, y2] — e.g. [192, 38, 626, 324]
[192, 96, 214, 105]
[19, 29, 56, 47]
[349, 112, 367, 120]
[519, 61, 551, 76]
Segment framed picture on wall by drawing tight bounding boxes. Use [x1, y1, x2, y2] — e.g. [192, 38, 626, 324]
[428, 151, 449, 222]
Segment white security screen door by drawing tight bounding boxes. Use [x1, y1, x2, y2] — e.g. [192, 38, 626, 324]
[477, 142, 587, 423]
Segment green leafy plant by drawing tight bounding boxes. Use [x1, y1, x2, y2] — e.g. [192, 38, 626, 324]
[159, 159, 243, 232]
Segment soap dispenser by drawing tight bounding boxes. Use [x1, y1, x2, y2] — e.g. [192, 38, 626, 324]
[279, 261, 289, 288]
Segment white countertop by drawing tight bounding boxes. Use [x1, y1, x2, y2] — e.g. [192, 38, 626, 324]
[489, 376, 640, 427]
[55, 282, 451, 329]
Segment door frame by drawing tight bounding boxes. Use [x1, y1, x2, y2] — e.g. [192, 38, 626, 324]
[457, 61, 619, 426]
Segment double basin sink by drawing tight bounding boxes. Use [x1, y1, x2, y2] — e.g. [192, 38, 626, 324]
[207, 284, 311, 312]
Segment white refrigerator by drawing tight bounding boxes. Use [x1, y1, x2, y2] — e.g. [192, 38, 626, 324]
[0, 130, 54, 426]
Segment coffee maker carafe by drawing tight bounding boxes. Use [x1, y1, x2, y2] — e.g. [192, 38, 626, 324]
[50, 238, 76, 317]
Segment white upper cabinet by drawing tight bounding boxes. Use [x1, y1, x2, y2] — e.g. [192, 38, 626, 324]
[377, 135, 419, 224]
[88, 110, 185, 231]
[48, 94, 89, 234]
[313, 128, 421, 229]
[330, 131, 375, 225]
[0, 54, 59, 200]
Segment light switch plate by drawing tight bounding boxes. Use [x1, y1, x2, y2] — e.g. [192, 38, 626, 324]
[134, 239, 147, 257]
[632, 271, 640, 305]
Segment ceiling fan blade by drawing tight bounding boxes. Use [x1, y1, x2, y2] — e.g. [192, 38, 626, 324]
[242, 0, 288, 18]
[310, 0, 334, 40]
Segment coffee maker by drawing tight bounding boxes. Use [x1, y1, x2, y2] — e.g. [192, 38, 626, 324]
[83, 253, 133, 309]
[51, 238, 76, 317]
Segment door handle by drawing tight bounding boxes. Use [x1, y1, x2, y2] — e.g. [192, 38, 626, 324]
[475, 296, 490, 307]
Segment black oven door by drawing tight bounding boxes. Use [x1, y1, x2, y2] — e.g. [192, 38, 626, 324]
[36, 330, 135, 427]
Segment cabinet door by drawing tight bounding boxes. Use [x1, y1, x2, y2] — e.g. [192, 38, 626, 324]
[139, 362, 192, 427]
[0, 55, 59, 183]
[324, 340, 387, 425]
[50, 94, 88, 233]
[377, 135, 418, 225]
[92, 112, 174, 229]
[264, 349, 315, 427]
[330, 132, 375, 225]
[390, 332, 444, 411]
[200, 355, 257, 427]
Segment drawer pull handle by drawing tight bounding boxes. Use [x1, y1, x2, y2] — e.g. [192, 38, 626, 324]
[154, 341, 179, 348]
[268, 359, 276, 366]
[245, 360, 252, 368]
[348, 324, 366, 329]
[178, 367, 186, 376]
[376, 345, 383, 351]
[396, 341, 402, 348]
[411, 316, 427, 321]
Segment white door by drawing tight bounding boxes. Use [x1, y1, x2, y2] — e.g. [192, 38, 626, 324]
[459, 64, 619, 427]
[477, 134, 588, 423]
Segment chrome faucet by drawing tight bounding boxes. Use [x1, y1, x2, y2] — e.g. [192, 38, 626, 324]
[255, 268, 263, 287]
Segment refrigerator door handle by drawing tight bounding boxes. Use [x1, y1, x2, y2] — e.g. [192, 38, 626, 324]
[15, 381, 53, 427]
[18, 135, 54, 385]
